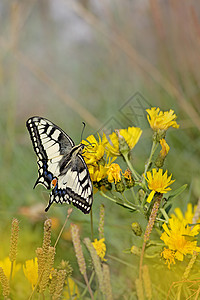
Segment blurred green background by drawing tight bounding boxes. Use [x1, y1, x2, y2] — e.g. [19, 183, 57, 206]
[0, 0, 200, 298]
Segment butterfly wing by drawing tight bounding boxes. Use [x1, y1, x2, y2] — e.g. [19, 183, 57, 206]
[26, 116, 75, 190]
[26, 116, 93, 214]
[47, 153, 93, 214]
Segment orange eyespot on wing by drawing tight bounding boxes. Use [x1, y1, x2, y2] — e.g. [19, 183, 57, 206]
[51, 178, 58, 188]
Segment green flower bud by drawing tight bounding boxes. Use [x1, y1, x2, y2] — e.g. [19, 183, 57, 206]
[131, 222, 142, 236]
[115, 181, 125, 193]
[130, 245, 141, 256]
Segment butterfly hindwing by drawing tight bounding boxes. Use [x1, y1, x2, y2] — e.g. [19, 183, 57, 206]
[47, 154, 93, 213]
[26, 116, 93, 214]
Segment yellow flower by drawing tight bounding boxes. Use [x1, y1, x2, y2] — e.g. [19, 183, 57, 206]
[161, 248, 175, 269]
[82, 134, 106, 165]
[88, 164, 108, 182]
[173, 203, 200, 227]
[104, 131, 120, 156]
[119, 127, 142, 150]
[92, 238, 107, 261]
[160, 139, 170, 158]
[144, 168, 175, 203]
[63, 277, 80, 300]
[104, 126, 142, 157]
[160, 216, 200, 267]
[23, 258, 38, 290]
[0, 257, 21, 279]
[107, 163, 122, 183]
[146, 107, 179, 131]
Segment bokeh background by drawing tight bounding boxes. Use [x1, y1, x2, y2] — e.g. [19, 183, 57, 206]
[0, 0, 200, 298]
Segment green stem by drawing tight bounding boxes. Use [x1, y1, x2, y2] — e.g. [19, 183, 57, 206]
[81, 271, 95, 298]
[90, 207, 94, 241]
[142, 140, 159, 183]
[54, 208, 73, 248]
[130, 187, 139, 204]
[9, 261, 14, 282]
[123, 153, 140, 181]
[160, 208, 169, 223]
[66, 277, 72, 300]
[100, 191, 140, 211]
[107, 254, 135, 268]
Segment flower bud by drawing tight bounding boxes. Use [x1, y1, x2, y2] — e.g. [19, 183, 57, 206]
[131, 222, 142, 236]
[115, 181, 125, 193]
[130, 245, 141, 256]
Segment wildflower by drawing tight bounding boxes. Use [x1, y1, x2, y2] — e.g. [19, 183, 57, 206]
[92, 238, 107, 261]
[174, 203, 200, 227]
[63, 277, 80, 300]
[160, 216, 200, 266]
[23, 258, 38, 290]
[82, 134, 106, 165]
[160, 139, 170, 158]
[161, 248, 175, 269]
[119, 127, 142, 150]
[144, 168, 175, 203]
[0, 257, 21, 279]
[146, 107, 179, 132]
[88, 164, 108, 182]
[104, 131, 120, 156]
[107, 163, 122, 183]
[155, 139, 170, 168]
[104, 127, 142, 157]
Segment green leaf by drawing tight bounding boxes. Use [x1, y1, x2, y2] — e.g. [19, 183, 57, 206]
[164, 184, 187, 202]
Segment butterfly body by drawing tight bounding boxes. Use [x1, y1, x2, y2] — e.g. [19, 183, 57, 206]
[26, 117, 93, 214]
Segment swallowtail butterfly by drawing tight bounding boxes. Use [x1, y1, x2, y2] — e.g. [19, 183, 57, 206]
[26, 116, 93, 214]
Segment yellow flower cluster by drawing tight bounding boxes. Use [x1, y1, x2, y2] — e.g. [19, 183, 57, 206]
[82, 126, 142, 187]
[161, 204, 200, 268]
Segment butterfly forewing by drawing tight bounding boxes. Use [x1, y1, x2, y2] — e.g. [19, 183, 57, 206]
[26, 116, 93, 214]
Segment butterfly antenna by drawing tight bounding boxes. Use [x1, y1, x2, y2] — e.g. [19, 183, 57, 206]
[80, 122, 86, 142]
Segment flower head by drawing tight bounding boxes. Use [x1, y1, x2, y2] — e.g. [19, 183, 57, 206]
[82, 134, 106, 165]
[23, 258, 38, 290]
[104, 126, 142, 157]
[92, 238, 107, 261]
[146, 107, 179, 132]
[107, 163, 122, 183]
[119, 127, 142, 150]
[88, 164, 108, 182]
[160, 216, 200, 267]
[0, 257, 21, 279]
[144, 169, 175, 203]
